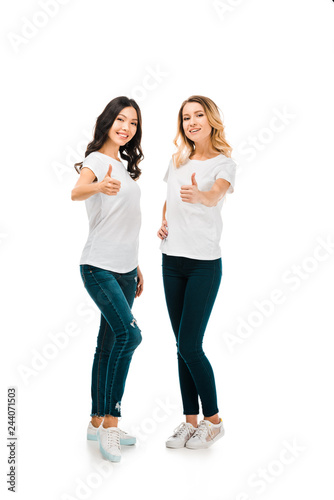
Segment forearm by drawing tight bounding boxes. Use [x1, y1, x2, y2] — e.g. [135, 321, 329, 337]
[162, 201, 167, 221]
[71, 182, 101, 201]
[198, 190, 224, 207]
[136, 265, 144, 297]
[157, 202, 168, 240]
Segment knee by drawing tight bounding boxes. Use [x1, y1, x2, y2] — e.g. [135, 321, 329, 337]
[128, 318, 142, 349]
[95, 344, 112, 356]
[178, 343, 202, 364]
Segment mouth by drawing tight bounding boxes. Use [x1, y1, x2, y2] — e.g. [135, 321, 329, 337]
[189, 128, 201, 134]
[117, 132, 129, 139]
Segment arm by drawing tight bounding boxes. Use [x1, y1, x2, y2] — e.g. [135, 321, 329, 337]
[71, 165, 121, 201]
[198, 178, 231, 207]
[162, 200, 167, 221]
[135, 265, 144, 298]
[157, 201, 168, 239]
[71, 168, 100, 201]
[180, 175, 231, 207]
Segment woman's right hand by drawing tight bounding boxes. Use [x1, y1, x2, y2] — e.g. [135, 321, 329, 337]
[99, 164, 121, 196]
[157, 219, 168, 240]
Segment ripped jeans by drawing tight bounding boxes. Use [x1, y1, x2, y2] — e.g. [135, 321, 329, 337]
[80, 264, 142, 418]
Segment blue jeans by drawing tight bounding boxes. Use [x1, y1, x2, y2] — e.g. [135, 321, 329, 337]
[80, 264, 142, 418]
[162, 254, 222, 417]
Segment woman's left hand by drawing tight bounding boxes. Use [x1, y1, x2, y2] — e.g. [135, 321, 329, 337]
[180, 173, 202, 204]
[135, 266, 144, 298]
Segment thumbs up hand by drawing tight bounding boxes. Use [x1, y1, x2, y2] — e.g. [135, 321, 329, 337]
[106, 164, 112, 177]
[99, 164, 121, 196]
[180, 173, 201, 204]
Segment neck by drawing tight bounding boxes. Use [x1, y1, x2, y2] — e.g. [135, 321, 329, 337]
[191, 137, 218, 159]
[98, 139, 120, 161]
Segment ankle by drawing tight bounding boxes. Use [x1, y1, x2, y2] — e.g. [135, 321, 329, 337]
[204, 416, 220, 425]
[185, 415, 198, 428]
[103, 415, 118, 428]
[91, 416, 103, 428]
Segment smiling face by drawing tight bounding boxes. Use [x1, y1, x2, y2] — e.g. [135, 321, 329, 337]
[182, 102, 212, 143]
[108, 106, 138, 146]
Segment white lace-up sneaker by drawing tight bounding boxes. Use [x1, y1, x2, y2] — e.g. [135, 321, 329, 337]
[87, 421, 136, 445]
[97, 425, 121, 462]
[186, 418, 225, 449]
[166, 422, 197, 448]
[87, 422, 99, 441]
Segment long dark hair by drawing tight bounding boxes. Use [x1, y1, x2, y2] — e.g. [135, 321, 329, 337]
[74, 96, 143, 180]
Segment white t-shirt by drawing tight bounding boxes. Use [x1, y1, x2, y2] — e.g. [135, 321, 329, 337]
[160, 154, 237, 260]
[80, 151, 141, 273]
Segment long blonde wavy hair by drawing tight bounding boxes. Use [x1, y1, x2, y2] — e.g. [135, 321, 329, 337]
[173, 95, 232, 168]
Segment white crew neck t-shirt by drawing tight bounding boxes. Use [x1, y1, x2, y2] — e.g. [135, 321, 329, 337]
[160, 154, 237, 260]
[80, 151, 141, 273]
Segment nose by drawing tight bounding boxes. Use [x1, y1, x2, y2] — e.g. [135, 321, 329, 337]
[122, 121, 129, 131]
[189, 116, 197, 127]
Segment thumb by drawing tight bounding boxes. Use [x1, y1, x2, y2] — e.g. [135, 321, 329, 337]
[191, 173, 197, 186]
[105, 164, 112, 177]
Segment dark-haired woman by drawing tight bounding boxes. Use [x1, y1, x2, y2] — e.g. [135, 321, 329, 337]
[71, 96, 144, 463]
[157, 95, 237, 450]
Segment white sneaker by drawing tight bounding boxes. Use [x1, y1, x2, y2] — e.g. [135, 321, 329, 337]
[87, 422, 99, 441]
[87, 421, 136, 445]
[186, 418, 225, 449]
[166, 422, 197, 449]
[97, 425, 121, 462]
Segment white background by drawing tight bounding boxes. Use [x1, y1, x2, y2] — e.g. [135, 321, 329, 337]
[1, 0, 334, 498]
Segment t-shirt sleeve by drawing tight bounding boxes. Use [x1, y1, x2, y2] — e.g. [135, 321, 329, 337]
[82, 154, 106, 182]
[163, 158, 173, 183]
[214, 157, 237, 194]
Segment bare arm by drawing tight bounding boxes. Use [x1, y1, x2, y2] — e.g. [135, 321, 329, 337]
[71, 168, 100, 201]
[157, 201, 168, 240]
[135, 265, 144, 297]
[180, 175, 231, 207]
[71, 165, 121, 201]
[198, 178, 231, 207]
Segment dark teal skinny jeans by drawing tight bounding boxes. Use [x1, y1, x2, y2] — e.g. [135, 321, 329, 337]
[162, 254, 222, 417]
[80, 264, 142, 418]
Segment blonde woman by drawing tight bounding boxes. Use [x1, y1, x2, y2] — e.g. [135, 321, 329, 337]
[157, 95, 237, 449]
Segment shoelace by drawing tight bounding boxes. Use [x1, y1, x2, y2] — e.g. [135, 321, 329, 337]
[193, 421, 214, 441]
[172, 422, 193, 439]
[106, 428, 120, 448]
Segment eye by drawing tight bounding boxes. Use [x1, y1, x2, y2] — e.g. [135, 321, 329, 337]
[183, 117, 189, 121]
[131, 122, 137, 126]
[117, 117, 123, 121]
[197, 113, 204, 117]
